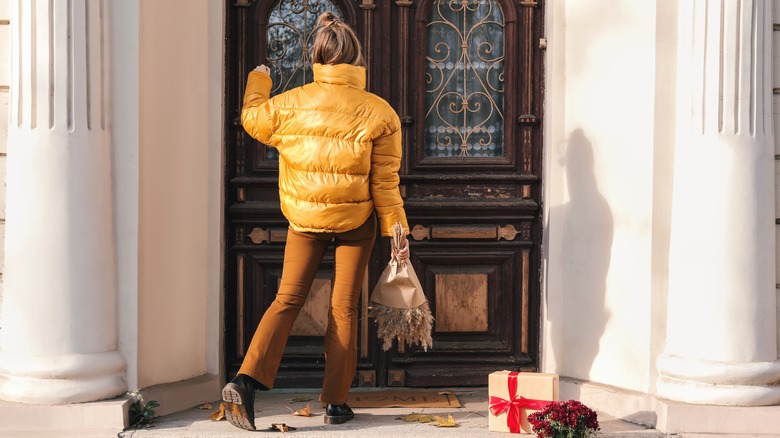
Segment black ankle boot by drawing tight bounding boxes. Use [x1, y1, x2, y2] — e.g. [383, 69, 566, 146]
[222, 374, 259, 431]
[234, 374, 265, 391]
[324, 403, 354, 424]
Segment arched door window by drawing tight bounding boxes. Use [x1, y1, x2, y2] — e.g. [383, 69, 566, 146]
[424, 0, 505, 158]
[264, 0, 344, 159]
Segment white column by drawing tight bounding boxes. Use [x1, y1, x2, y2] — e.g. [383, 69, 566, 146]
[0, 0, 126, 404]
[659, 0, 780, 406]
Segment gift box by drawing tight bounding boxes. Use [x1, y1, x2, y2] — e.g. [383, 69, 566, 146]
[488, 371, 559, 434]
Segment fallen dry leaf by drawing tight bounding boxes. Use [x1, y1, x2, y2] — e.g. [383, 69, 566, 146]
[268, 423, 296, 432]
[209, 403, 226, 421]
[199, 402, 212, 410]
[291, 403, 311, 417]
[227, 403, 246, 421]
[431, 414, 459, 427]
[398, 412, 437, 423]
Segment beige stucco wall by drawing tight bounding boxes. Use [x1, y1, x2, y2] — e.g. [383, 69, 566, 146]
[112, 0, 141, 391]
[0, 0, 223, 402]
[0, 0, 8, 290]
[649, 0, 677, 393]
[131, 0, 224, 389]
[545, 0, 780, 394]
[774, 0, 780, 356]
[543, 0, 676, 394]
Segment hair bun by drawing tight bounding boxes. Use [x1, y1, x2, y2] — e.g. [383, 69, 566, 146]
[317, 11, 340, 27]
[311, 10, 364, 66]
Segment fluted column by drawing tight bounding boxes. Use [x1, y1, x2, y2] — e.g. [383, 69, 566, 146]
[0, 0, 126, 404]
[658, 0, 780, 406]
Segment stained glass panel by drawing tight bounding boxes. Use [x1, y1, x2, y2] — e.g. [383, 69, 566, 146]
[425, 0, 505, 158]
[264, 0, 343, 160]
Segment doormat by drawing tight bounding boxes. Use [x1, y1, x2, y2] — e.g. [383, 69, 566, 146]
[332, 390, 461, 408]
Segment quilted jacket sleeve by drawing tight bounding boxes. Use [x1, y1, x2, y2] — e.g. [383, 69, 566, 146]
[241, 71, 278, 146]
[370, 116, 410, 236]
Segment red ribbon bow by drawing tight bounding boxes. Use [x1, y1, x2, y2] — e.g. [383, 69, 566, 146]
[489, 372, 552, 433]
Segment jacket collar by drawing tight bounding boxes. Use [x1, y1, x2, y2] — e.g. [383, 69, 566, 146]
[313, 63, 366, 90]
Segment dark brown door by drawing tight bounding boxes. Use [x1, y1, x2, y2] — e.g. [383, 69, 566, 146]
[225, 0, 544, 389]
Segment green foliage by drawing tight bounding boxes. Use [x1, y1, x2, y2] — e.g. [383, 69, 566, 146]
[127, 389, 160, 428]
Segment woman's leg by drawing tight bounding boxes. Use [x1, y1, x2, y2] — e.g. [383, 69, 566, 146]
[238, 229, 330, 388]
[320, 216, 376, 404]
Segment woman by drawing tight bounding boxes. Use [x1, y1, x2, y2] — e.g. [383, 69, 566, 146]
[221, 12, 409, 431]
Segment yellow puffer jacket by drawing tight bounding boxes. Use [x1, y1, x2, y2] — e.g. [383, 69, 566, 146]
[241, 63, 409, 237]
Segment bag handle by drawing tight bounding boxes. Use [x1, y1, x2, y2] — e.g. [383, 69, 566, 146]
[391, 222, 410, 264]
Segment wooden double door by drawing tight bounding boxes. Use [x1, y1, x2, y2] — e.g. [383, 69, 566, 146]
[225, 0, 544, 388]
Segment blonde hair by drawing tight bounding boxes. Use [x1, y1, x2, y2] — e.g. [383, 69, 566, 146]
[311, 12, 365, 67]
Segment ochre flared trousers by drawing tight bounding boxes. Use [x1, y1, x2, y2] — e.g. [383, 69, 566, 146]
[238, 216, 376, 404]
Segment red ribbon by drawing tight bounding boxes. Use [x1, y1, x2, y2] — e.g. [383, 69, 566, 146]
[489, 372, 552, 433]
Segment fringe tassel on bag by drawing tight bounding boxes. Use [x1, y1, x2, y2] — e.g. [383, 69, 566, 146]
[370, 299, 434, 352]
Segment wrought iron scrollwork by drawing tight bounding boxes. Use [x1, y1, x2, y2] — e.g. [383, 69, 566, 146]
[425, 0, 505, 158]
[264, 0, 344, 160]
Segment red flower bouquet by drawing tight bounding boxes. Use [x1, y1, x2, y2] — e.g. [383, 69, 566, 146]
[527, 400, 600, 438]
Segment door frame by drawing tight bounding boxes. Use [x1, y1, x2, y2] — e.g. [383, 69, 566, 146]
[222, 0, 546, 387]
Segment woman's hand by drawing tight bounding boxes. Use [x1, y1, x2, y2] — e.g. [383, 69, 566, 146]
[254, 64, 271, 75]
[396, 238, 410, 263]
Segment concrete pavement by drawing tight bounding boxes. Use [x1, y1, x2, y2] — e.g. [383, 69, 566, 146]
[7, 387, 776, 437]
[115, 388, 666, 438]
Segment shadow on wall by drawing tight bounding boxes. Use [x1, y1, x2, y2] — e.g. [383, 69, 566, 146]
[548, 129, 614, 379]
[560, 381, 658, 429]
